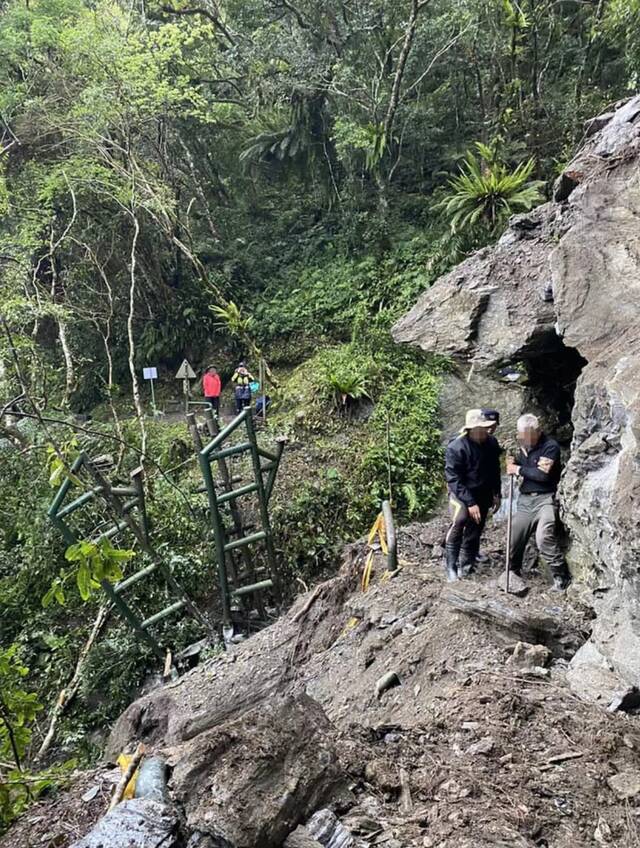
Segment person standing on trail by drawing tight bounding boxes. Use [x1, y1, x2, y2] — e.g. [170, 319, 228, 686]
[231, 361, 255, 414]
[474, 408, 501, 566]
[506, 414, 572, 591]
[444, 410, 502, 582]
[202, 365, 222, 417]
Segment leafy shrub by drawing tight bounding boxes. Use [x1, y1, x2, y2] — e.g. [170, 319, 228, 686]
[357, 366, 443, 518]
[254, 234, 443, 357]
[0, 645, 46, 830]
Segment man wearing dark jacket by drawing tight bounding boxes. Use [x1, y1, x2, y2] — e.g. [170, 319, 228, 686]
[444, 409, 502, 582]
[506, 413, 571, 591]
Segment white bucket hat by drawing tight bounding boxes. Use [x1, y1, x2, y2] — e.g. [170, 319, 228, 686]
[460, 409, 494, 434]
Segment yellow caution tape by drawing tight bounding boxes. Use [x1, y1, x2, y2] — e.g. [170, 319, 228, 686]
[116, 753, 140, 800]
[361, 550, 374, 592]
[362, 511, 392, 592]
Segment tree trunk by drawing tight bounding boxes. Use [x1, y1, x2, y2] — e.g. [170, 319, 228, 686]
[127, 213, 147, 459]
[377, 0, 431, 214]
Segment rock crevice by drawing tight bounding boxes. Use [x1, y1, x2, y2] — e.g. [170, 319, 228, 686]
[393, 95, 640, 703]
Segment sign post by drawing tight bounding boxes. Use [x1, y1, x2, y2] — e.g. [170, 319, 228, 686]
[175, 359, 197, 412]
[143, 367, 158, 416]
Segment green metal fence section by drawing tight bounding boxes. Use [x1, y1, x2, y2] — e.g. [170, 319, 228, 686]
[46, 407, 284, 655]
[47, 453, 212, 660]
[190, 406, 285, 635]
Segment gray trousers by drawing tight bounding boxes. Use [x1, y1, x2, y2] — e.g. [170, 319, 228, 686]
[510, 492, 565, 575]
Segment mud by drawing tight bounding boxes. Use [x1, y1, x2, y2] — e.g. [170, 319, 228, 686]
[4, 517, 640, 847]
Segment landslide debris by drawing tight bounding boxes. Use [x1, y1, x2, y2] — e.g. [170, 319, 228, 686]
[6, 518, 640, 848]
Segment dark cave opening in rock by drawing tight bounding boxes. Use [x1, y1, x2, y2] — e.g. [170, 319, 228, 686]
[524, 334, 587, 447]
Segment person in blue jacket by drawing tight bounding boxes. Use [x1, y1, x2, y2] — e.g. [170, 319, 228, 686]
[444, 409, 502, 582]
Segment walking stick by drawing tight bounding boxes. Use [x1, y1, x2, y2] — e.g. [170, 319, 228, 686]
[505, 474, 514, 593]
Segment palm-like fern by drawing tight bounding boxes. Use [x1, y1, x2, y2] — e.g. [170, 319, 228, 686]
[240, 92, 326, 172]
[210, 301, 253, 337]
[440, 143, 544, 235]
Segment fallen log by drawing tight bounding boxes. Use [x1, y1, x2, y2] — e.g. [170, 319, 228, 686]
[441, 585, 586, 658]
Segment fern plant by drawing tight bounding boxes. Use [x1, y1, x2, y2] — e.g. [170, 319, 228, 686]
[210, 301, 254, 337]
[326, 370, 369, 412]
[440, 142, 544, 237]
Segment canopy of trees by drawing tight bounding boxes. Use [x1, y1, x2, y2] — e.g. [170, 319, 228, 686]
[1, 0, 636, 413]
[0, 1, 637, 824]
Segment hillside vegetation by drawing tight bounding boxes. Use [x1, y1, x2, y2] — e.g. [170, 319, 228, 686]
[0, 0, 638, 830]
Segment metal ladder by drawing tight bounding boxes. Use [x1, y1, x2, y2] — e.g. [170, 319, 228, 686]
[189, 407, 284, 636]
[47, 453, 212, 660]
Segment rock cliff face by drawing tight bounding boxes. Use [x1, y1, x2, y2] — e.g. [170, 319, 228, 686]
[393, 95, 640, 702]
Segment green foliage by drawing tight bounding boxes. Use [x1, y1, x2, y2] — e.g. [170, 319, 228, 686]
[0, 645, 50, 830]
[358, 367, 443, 517]
[64, 539, 134, 603]
[270, 319, 444, 581]
[316, 345, 374, 413]
[276, 342, 379, 430]
[332, 119, 387, 171]
[45, 439, 79, 488]
[604, 0, 640, 85]
[255, 235, 443, 354]
[211, 301, 254, 338]
[0, 645, 41, 766]
[439, 143, 545, 239]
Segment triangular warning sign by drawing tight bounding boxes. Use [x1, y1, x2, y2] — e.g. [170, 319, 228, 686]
[175, 359, 196, 379]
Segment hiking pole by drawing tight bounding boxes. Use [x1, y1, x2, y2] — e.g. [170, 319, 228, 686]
[505, 474, 514, 593]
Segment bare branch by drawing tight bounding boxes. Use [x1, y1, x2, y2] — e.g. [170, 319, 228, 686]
[126, 208, 147, 460]
[400, 25, 471, 104]
[383, 0, 433, 146]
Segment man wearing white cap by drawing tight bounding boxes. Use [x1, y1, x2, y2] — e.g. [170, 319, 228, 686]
[444, 409, 502, 582]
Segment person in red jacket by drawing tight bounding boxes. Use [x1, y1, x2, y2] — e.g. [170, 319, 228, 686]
[202, 365, 221, 417]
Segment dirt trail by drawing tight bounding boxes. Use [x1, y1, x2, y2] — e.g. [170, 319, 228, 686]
[4, 517, 640, 847]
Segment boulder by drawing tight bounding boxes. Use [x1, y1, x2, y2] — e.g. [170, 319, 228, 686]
[284, 827, 324, 848]
[392, 95, 640, 704]
[437, 367, 527, 444]
[392, 204, 559, 370]
[507, 641, 552, 669]
[69, 799, 180, 848]
[497, 571, 527, 596]
[167, 694, 347, 848]
[306, 809, 356, 848]
[607, 770, 640, 801]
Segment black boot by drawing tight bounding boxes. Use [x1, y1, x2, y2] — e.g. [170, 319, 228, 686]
[444, 545, 459, 582]
[550, 558, 572, 591]
[459, 558, 475, 578]
[458, 545, 475, 578]
[551, 569, 572, 592]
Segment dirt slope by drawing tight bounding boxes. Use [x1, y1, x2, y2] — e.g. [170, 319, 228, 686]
[4, 519, 640, 847]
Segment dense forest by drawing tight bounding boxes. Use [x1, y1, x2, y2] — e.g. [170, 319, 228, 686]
[0, 0, 638, 830]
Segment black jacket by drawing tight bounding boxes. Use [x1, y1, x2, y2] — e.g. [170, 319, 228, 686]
[514, 432, 561, 495]
[445, 434, 502, 507]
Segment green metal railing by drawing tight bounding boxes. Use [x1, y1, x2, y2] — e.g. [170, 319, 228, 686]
[47, 453, 212, 660]
[191, 406, 284, 635]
